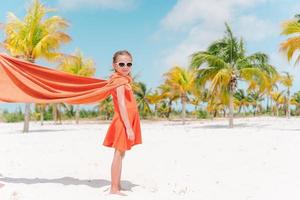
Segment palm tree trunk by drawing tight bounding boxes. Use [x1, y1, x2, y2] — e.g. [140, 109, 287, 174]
[40, 107, 44, 126]
[229, 91, 234, 128]
[23, 58, 35, 133]
[57, 104, 62, 124]
[243, 106, 246, 117]
[23, 103, 31, 133]
[75, 105, 80, 124]
[238, 106, 242, 113]
[167, 100, 172, 119]
[154, 104, 158, 119]
[52, 103, 57, 124]
[270, 98, 273, 116]
[181, 94, 186, 125]
[213, 110, 217, 118]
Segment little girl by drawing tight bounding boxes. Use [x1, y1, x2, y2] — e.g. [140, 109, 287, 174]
[102, 50, 142, 195]
[0, 50, 142, 196]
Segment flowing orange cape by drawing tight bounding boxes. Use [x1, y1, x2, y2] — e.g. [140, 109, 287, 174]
[0, 53, 132, 104]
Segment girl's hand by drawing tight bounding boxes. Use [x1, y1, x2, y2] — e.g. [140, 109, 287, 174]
[126, 127, 135, 141]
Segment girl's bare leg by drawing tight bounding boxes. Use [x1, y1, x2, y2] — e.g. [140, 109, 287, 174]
[118, 151, 125, 190]
[110, 149, 126, 196]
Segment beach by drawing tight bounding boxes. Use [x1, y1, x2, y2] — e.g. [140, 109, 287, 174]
[0, 117, 299, 200]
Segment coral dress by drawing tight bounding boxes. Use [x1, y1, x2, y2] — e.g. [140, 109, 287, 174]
[103, 83, 142, 151]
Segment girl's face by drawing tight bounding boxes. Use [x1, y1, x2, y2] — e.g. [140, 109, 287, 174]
[113, 54, 132, 76]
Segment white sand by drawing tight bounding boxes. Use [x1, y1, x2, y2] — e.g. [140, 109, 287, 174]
[0, 117, 300, 200]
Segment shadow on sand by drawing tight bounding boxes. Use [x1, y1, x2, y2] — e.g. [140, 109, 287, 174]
[0, 176, 139, 190]
[0, 129, 77, 135]
[190, 123, 269, 129]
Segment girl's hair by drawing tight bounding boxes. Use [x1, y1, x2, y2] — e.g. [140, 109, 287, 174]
[113, 50, 132, 63]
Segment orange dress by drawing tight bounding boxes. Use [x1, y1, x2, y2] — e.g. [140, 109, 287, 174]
[103, 83, 142, 151]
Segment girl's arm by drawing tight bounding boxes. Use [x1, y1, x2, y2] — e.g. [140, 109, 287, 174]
[116, 84, 135, 141]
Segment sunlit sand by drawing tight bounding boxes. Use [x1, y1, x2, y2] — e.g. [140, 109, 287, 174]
[0, 117, 299, 200]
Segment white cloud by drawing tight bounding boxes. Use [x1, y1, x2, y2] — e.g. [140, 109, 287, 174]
[160, 0, 230, 31]
[57, 0, 136, 11]
[162, 27, 224, 68]
[235, 15, 278, 42]
[160, 0, 267, 31]
[157, 0, 276, 68]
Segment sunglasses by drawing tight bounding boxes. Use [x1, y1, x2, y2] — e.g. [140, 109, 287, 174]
[117, 62, 132, 67]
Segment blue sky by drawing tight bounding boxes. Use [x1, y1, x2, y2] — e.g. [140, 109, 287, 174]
[1, 0, 300, 112]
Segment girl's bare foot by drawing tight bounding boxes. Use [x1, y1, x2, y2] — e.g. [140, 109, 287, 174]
[109, 188, 127, 196]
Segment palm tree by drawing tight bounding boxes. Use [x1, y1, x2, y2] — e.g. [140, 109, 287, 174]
[97, 96, 114, 120]
[157, 83, 180, 119]
[248, 91, 264, 116]
[291, 91, 300, 115]
[280, 14, 300, 66]
[207, 99, 227, 118]
[134, 82, 152, 118]
[52, 103, 62, 124]
[189, 79, 207, 118]
[1, 0, 71, 132]
[280, 72, 293, 118]
[190, 23, 274, 128]
[146, 90, 163, 119]
[265, 72, 280, 113]
[163, 66, 197, 124]
[35, 103, 47, 125]
[189, 95, 202, 118]
[156, 101, 169, 118]
[234, 89, 250, 115]
[271, 91, 285, 116]
[57, 48, 96, 124]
